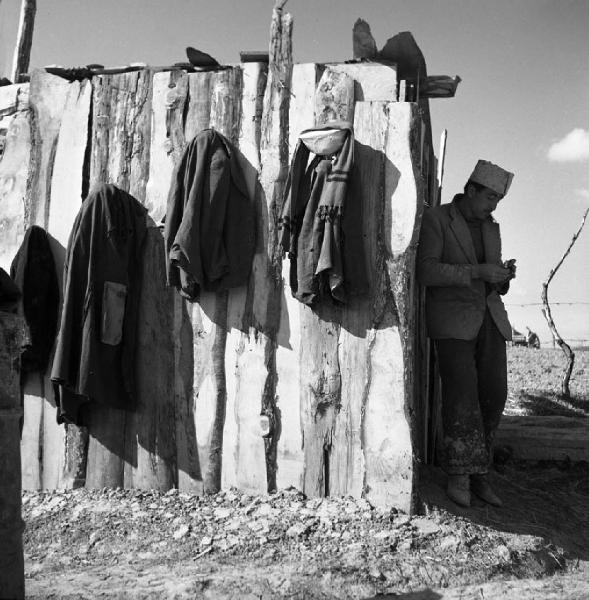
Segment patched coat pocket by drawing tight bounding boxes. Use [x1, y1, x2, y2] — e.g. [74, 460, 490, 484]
[101, 281, 127, 345]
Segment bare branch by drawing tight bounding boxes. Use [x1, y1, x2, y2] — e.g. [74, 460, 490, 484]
[541, 205, 589, 397]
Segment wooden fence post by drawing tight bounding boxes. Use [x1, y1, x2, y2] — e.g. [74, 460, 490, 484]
[11, 0, 36, 83]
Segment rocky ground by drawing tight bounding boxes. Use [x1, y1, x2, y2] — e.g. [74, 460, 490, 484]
[23, 348, 589, 599]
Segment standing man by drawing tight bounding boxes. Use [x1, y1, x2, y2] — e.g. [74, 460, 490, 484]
[417, 160, 515, 508]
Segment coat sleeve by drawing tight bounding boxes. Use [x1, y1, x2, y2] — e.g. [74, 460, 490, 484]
[416, 207, 474, 288]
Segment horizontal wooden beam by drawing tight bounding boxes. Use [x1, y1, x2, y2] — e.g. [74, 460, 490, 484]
[496, 416, 589, 462]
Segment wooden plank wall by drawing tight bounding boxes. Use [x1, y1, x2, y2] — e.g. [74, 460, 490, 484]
[9, 12, 433, 512]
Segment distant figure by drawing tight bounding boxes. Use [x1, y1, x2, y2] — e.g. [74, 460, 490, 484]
[417, 159, 515, 509]
[526, 327, 540, 349]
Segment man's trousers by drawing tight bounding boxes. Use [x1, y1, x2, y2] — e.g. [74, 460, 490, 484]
[434, 310, 508, 475]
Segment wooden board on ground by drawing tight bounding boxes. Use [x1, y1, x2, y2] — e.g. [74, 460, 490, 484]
[496, 415, 589, 462]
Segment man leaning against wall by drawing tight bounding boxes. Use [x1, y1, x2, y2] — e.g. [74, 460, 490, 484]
[416, 160, 516, 508]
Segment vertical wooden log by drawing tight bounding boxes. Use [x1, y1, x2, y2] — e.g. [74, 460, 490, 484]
[171, 71, 208, 494]
[0, 313, 25, 600]
[128, 227, 176, 490]
[45, 78, 92, 243]
[234, 4, 292, 494]
[299, 68, 354, 498]
[10, 0, 36, 84]
[26, 71, 71, 229]
[86, 70, 153, 489]
[222, 61, 268, 490]
[0, 83, 29, 271]
[122, 70, 185, 491]
[20, 372, 43, 490]
[191, 67, 242, 493]
[185, 72, 214, 142]
[274, 62, 316, 492]
[43, 78, 92, 490]
[144, 71, 188, 221]
[360, 101, 422, 512]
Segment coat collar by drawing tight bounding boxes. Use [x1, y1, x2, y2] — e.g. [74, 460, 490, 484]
[448, 195, 501, 264]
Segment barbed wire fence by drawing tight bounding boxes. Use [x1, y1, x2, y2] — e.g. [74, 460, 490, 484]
[504, 301, 589, 348]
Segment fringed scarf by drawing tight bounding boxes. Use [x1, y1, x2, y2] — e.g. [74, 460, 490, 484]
[280, 121, 354, 305]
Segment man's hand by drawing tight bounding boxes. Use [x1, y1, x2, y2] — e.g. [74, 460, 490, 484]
[472, 264, 511, 283]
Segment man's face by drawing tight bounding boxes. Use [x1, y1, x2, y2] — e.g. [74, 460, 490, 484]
[467, 185, 502, 220]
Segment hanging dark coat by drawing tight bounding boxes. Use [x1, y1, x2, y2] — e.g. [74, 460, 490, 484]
[50, 184, 147, 425]
[279, 121, 368, 305]
[164, 128, 256, 300]
[10, 225, 59, 374]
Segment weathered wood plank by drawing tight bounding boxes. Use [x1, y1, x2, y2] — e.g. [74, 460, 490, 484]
[185, 72, 214, 142]
[274, 63, 317, 491]
[20, 372, 43, 490]
[235, 6, 293, 494]
[46, 79, 92, 246]
[26, 71, 70, 228]
[144, 71, 188, 222]
[223, 62, 267, 491]
[496, 416, 589, 462]
[122, 70, 184, 491]
[298, 68, 354, 498]
[10, 0, 36, 84]
[40, 380, 66, 489]
[126, 227, 176, 490]
[0, 84, 29, 272]
[326, 63, 398, 102]
[169, 71, 204, 494]
[86, 70, 153, 489]
[189, 68, 243, 493]
[90, 70, 153, 195]
[37, 77, 92, 491]
[361, 101, 419, 512]
[314, 67, 355, 126]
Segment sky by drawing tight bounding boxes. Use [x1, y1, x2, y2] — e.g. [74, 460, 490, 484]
[1, 0, 588, 345]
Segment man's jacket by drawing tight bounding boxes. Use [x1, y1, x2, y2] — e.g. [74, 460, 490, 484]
[10, 225, 59, 373]
[416, 197, 512, 341]
[51, 184, 147, 424]
[164, 129, 255, 300]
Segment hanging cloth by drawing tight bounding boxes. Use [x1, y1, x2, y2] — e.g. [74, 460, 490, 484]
[280, 120, 368, 305]
[51, 184, 147, 425]
[164, 128, 256, 300]
[10, 225, 59, 374]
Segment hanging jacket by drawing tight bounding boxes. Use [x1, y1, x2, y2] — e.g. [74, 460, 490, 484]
[164, 128, 256, 300]
[0, 267, 20, 313]
[51, 184, 147, 425]
[279, 121, 368, 305]
[10, 225, 59, 374]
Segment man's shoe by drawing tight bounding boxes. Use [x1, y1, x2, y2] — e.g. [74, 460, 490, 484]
[470, 474, 503, 507]
[446, 474, 470, 507]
